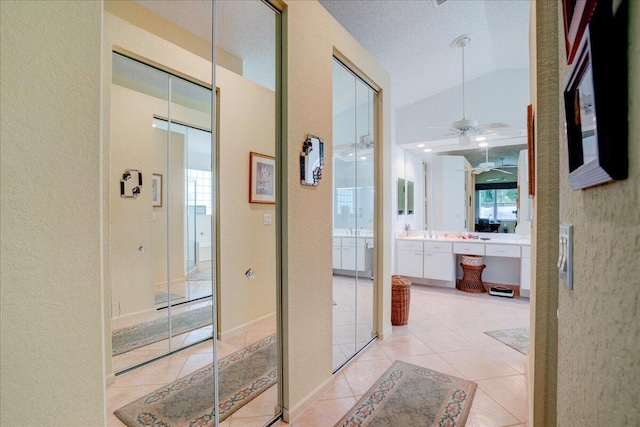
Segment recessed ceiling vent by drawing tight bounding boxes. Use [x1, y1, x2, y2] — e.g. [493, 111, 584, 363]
[431, 0, 448, 7]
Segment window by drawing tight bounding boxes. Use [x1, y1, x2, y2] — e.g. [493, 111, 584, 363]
[476, 186, 518, 221]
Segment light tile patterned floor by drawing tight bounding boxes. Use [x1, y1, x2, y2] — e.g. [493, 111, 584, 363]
[107, 284, 529, 427]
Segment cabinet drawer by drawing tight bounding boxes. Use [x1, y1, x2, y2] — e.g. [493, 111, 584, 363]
[397, 240, 423, 251]
[423, 241, 452, 253]
[343, 237, 366, 247]
[453, 243, 484, 255]
[485, 244, 521, 258]
[521, 245, 531, 258]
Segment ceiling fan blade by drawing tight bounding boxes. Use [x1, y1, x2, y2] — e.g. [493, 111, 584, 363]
[492, 168, 513, 174]
[477, 122, 510, 129]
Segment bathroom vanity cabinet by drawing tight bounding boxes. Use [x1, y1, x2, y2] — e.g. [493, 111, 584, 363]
[333, 236, 374, 275]
[395, 235, 531, 295]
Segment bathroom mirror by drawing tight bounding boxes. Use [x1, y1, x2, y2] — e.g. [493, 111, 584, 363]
[301, 134, 324, 186]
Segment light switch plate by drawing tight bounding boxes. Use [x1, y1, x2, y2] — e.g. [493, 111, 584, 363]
[559, 224, 573, 290]
[263, 214, 272, 225]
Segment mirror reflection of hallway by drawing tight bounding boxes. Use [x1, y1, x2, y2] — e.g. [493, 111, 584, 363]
[109, 53, 214, 372]
[105, 1, 282, 425]
[332, 58, 377, 371]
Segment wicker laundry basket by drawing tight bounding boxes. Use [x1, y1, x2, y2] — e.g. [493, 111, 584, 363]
[391, 275, 411, 325]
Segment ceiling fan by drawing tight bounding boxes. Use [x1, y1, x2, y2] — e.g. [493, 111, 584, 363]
[467, 147, 518, 175]
[425, 35, 522, 145]
[338, 134, 374, 157]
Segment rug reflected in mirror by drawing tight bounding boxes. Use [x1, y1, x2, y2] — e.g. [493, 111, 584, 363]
[484, 327, 529, 355]
[114, 334, 277, 427]
[335, 360, 477, 427]
[112, 306, 213, 356]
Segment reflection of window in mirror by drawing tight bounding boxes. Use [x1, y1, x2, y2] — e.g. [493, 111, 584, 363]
[397, 178, 405, 215]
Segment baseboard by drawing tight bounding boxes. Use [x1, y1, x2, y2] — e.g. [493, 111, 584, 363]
[520, 289, 530, 298]
[111, 306, 156, 325]
[282, 375, 335, 423]
[379, 325, 394, 340]
[105, 373, 116, 387]
[219, 312, 276, 341]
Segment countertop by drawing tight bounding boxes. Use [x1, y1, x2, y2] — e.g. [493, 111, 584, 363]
[396, 233, 530, 246]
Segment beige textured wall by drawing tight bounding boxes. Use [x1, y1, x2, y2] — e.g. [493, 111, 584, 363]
[110, 82, 207, 318]
[0, 1, 105, 425]
[217, 66, 276, 337]
[530, 1, 560, 425]
[556, 2, 640, 425]
[282, 1, 392, 419]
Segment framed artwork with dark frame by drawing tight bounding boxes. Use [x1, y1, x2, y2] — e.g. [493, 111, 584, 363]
[561, 0, 597, 64]
[561, 0, 628, 190]
[249, 152, 276, 204]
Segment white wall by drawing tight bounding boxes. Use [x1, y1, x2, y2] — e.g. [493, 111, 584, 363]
[430, 156, 468, 231]
[0, 1, 105, 425]
[396, 69, 530, 144]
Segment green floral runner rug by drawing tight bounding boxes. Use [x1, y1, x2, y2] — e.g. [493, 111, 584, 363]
[114, 334, 277, 426]
[112, 306, 213, 356]
[484, 327, 529, 355]
[335, 360, 477, 426]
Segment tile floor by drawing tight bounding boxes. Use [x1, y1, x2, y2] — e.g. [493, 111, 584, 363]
[107, 284, 530, 427]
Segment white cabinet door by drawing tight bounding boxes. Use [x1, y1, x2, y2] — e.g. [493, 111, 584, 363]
[520, 248, 531, 291]
[397, 250, 423, 278]
[424, 252, 455, 281]
[333, 245, 342, 269]
[342, 246, 356, 271]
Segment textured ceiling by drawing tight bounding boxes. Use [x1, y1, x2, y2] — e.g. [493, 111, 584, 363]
[318, 0, 530, 110]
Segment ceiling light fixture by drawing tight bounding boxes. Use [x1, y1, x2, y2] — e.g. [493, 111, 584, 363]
[478, 142, 489, 147]
[417, 143, 425, 148]
[424, 148, 432, 152]
[360, 156, 367, 160]
[475, 136, 487, 141]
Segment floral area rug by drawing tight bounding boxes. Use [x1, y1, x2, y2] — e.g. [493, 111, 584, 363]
[335, 360, 477, 427]
[112, 306, 213, 356]
[484, 327, 529, 355]
[114, 334, 277, 426]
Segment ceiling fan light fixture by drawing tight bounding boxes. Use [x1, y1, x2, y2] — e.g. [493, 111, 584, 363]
[452, 118, 478, 131]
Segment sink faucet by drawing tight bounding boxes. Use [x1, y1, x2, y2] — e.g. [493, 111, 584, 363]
[347, 228, 353, 235]
[404, 224, 411, 236]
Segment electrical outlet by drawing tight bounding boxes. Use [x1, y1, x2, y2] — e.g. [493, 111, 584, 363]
[263, 214, 272, 225]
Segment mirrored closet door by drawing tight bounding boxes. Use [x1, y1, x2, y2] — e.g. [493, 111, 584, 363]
[110, 52, 214, 372]
[108, 1, 281, 425]
[332, 58, 377, 371]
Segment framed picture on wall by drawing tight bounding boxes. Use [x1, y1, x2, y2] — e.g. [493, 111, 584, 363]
[249, 152, 276, 204]
[527, 104, 535, 196]
[561, 0, 597, 64]
[561, 0, 628, 190]
[152, 173, 163, 207]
